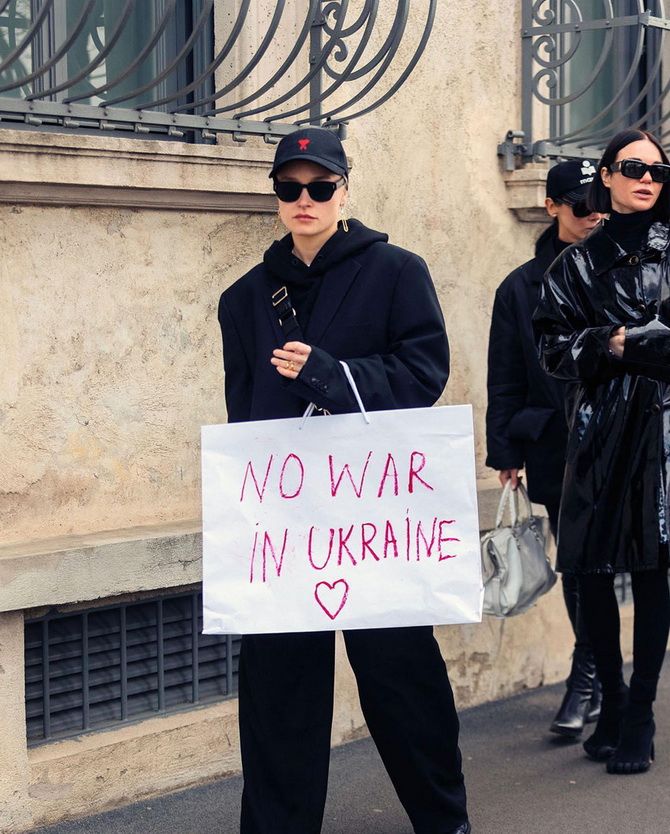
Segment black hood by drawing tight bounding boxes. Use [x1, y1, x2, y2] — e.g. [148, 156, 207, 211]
[263, 218, 388, 282]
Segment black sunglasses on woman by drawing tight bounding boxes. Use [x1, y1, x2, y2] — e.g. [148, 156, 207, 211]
[609, 159, 670, 183]
[273, 177, 347, 203]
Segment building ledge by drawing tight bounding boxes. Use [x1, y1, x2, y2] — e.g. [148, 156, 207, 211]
[0, 519, 202, 614]
[503, 163, 551, 223]
[0, 128, 277, 212]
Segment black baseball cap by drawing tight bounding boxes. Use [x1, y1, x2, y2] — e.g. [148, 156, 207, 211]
[269, 127, 348, 179]
[546, 159, 597, 204]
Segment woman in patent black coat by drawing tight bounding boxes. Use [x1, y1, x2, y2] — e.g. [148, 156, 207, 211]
[487, 161, 604, 739]
[218, 128, 471, 834]
[534, 129, 670, 776]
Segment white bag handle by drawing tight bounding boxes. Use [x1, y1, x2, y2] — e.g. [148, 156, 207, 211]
[495, 480, 533, 528]
[299, 361, 370, 429]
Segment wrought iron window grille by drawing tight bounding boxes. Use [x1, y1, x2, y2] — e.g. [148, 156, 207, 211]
[0, 0, 435, 144]
[500, 1, 670, 169]
[24, 590, 240, 745]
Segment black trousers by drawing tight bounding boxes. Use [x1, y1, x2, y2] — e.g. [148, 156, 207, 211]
[545, 500, 593, 659]
[238, 627, 467, 834]
[577, 568, 670, 703]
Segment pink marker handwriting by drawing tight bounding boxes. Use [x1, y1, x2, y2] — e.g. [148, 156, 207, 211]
[239, 450, 435, 504]
[305, 515, 458, 570]
[328, 451, 434, 499]
[240, 453, 305, 503]
[314, 579, 349, 619]
[249, 526, 289, 583]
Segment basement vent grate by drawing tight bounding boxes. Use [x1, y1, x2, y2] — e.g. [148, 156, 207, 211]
[24, 590, 239, 745]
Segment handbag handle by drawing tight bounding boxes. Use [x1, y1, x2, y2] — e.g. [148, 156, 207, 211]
[495, 480, 533, 528]
[299, 361, 371, 429]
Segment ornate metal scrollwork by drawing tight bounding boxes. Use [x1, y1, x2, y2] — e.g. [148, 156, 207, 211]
[0, 0, 435, 142]
[501, 0, 670, 167]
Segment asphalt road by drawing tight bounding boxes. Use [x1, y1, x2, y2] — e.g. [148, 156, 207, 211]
[32, 662, 670, 834]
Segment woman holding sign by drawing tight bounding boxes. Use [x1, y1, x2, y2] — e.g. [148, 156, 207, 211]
[218, 128, 471, 833]
[534, 129, 670, 776]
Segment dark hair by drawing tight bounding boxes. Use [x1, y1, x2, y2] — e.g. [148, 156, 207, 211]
[535, 218, 558, 255]
[587, 128, 670, 220]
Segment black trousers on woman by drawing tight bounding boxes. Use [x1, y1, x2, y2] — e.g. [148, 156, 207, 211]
[577, 568, 670, 705]
[545, 500, 594, 664]
[238, 627, 468, 834]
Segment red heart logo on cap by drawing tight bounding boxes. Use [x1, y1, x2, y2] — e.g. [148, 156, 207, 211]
[297, 138, 310, 151]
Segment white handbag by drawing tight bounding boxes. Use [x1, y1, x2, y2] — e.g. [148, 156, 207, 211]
[480, 481, 556, 617]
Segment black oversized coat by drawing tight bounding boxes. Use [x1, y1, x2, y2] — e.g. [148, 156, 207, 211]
[533, 221, 670, 573]
[218, 220, 450, 423]
[486, 231, 568, 506]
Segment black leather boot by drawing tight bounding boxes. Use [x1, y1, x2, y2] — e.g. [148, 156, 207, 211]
[583, 684, 629, 761]
[550, 648, 599, 737]
[586, 680, 602, 723]
[607, 713, 655, 775]
[607, 680, 657, 775]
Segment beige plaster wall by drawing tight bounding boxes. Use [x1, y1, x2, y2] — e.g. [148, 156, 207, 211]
[0, 205, 275, 545]
[0, 612, 31, 833]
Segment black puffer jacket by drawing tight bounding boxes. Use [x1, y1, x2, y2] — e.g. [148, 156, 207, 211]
[533, 221, 670, 573]
[218, 219, 450, 423]
[486, 228, 568, 505]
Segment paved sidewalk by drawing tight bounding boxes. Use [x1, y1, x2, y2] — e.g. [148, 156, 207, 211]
[33, 662, 670, 834]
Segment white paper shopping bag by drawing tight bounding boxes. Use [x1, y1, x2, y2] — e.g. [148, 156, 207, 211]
[201, 400, 483, 634]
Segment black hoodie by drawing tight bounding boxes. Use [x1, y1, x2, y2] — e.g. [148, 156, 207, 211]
[219, 218, 450, 423]
[263, 220, 388, 329]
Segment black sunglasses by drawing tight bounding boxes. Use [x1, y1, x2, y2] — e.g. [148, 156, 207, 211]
[273, 176, 346, 203]
[609, 158, 670, 184]
[554, 199, 593, 218]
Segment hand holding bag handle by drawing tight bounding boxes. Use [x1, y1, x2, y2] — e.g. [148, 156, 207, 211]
[481, 480, 556, 617]
[300, 362, 371, 428]
[495, 479, 534, 530]
[270, 282, 371, 430]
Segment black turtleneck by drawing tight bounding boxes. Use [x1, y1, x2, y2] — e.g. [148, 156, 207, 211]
[554, 237, 569, 258]
[604, 209, 655, 254]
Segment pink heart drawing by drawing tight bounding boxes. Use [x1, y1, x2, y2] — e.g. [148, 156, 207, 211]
[314, 579, 349, 620]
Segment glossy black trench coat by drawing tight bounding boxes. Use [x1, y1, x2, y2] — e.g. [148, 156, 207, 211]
[533, 222, 670, 574]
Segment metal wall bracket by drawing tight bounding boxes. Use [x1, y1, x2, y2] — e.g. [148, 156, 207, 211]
[497, 130, 528, 172]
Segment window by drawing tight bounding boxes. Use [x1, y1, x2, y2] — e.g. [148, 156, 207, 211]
[0, 0, 214, 138]
[557, 0, 663, 148]
[502, 1, 669, 166]
[25, 591, 240, 745]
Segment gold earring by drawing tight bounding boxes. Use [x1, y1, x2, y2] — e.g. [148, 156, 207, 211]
[340, 204, 349, 233]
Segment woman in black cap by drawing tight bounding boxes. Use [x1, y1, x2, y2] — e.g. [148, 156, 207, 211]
[218, 127, 471, 833]
[534, 128, 670, 775]
[487, 160, 604, 739]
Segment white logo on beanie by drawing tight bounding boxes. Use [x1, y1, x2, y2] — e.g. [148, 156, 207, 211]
[581, 161, 596, 177]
